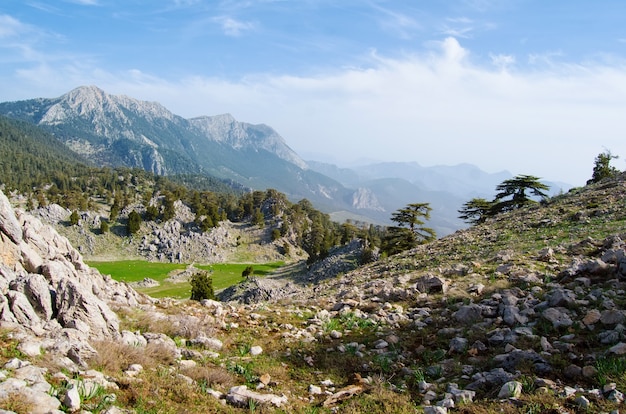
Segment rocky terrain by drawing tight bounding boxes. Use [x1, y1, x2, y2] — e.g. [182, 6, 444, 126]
[0, 174, 625, 413]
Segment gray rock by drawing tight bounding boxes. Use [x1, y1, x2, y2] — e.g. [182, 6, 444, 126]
[10, 274, 54, 321]
[190, 335, 223, 350]
[143, 333, 181, 359]
[453, 304, 483, 324]
[449, 337, 468, 353]
[250, 346, 263, 356]
[329, 330, 343, 339]
[14, 387, 61, 414]
[0, 190, 23, 244]
[120, 330, 148, 347]
[423, 407, 447, 414]
[601, 309, 625, 325]
[542, 307, 573, 328]
[548, 288, 577, 308]
[17, 341, 42, 357]
[608, 342, 626, 355]
[13, 365, 48, 385]
[502, 306, 527, 326]
[63, 384, 81, 412]
[498, 381, 522, 398]
[309, 384, 322, 395]
[226, 385, 288, 407]
[415, 275, 449, 294]
[6, 291, 42, 330]
[55, 279, 120, 340]
[574, 395, 590, 409]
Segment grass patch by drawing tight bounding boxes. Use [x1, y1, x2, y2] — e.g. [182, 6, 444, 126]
[88, 260, 285, 299]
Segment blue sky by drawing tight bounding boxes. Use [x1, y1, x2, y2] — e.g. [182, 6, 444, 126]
[2, 1, 626, 185]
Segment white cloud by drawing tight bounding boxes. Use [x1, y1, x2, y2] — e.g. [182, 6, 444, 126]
[65, 0, 99, 5]
[3, 36, 626, 186]
[213, 15, 256, 37]
[0, 14, 29, 38]
[372, 5, 421, 39]
[490, 53, 515, 70]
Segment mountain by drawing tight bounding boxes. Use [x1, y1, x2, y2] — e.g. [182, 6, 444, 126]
[0, 86, 571, 236]
[0, 86, 345, 205]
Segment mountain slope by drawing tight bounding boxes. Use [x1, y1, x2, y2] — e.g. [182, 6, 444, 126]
[0, 86, 342, 205]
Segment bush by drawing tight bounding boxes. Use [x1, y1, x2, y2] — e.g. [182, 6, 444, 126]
[190, 270, 215, 301]
[69, 210, 79, 226]
[127, 210, 142, 235]
[241, 266, 254, 279]
[100, 221, 109, 234]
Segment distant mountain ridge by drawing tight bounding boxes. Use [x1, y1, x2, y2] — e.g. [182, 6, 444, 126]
[0, 86, 349, 206]
[0, 86, 569, 235]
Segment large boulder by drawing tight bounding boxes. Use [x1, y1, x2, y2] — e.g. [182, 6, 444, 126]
[0, 190, 22, 244]
[55, 279, 120, 340]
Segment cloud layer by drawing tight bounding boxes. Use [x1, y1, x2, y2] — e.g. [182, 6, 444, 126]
[2, 3, 626, 186]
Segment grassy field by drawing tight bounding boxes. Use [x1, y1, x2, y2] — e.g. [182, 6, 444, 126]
[88, 260, 285, 299]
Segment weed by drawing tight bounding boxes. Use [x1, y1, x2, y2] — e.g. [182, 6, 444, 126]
[411, 367, 425, 383]
[227, 362, 258, 385]
[373, 354, 394, 374]
[237, 342, 252, 357]
[596, 356, 626, 388]
[248, 398, 257, 413]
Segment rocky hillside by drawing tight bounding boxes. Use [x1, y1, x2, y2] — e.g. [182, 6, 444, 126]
[0, 174, 626, 413]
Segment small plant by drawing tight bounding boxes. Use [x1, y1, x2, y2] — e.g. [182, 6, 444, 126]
[248, 398, 257, 413]
[237, 342, 252, 357]
[322, 318, 341, 333]
[595, 356, 626, 388]
[412, 367, 425, 383]
[227, 362, 258, 385]
[373, 354, 394, 374]
[79, 381, 115, 412]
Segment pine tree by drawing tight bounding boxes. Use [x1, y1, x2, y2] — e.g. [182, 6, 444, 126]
[588, 150, 620, 184]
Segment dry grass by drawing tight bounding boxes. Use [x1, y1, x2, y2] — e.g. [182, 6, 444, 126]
[0, 392, 35, 414]
[181, 364, 237, 390]
[117, 304, 218, 339]
[90, 340, 176, 373]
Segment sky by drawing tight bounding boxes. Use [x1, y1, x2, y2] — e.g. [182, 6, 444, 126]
[2, 1, 626, 186]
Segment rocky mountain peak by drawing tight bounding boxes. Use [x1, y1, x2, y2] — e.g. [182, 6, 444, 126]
[189, 114, 308, 170]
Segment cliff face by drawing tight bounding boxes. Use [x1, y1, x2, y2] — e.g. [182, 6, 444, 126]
[0, 188, 143, 349]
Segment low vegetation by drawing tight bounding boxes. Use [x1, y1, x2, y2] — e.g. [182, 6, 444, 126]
[88, 260, 286, 298]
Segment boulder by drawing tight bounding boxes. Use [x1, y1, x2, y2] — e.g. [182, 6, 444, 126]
[415, 275, 449, 294]
[454, 304, 483, 324]
[0, 190, 23, 244]
[55, 279, 120, 340]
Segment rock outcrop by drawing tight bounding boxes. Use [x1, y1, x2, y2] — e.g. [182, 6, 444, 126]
[0, 189, 144, 355]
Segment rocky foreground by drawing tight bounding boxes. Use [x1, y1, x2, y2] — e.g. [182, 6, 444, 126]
[0, 175, 626, 413]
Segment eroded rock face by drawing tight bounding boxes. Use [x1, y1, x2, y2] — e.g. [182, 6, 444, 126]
[0, 189, 144, 362]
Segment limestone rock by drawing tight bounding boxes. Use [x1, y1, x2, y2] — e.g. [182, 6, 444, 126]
[0, 190, 22, 244]
[226, 385, 288, 407]
[454, 305, 483, 324]
[498, 381, 522, 398]
[55, 279, 120, 340]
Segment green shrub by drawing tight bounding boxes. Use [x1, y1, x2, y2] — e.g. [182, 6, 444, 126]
[241, 266, 254, 279]
[190, 270, 215, 301]
[127, 210, 142, 235]
[69, 210, 79, 226]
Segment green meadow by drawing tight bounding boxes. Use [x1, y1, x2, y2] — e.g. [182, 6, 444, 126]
[88, 260, 285, 299]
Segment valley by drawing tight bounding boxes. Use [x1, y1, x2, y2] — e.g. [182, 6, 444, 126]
[0, 88, 625, 414]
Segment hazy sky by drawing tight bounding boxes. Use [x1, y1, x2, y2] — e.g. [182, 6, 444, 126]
[2, 1, 626, 185]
